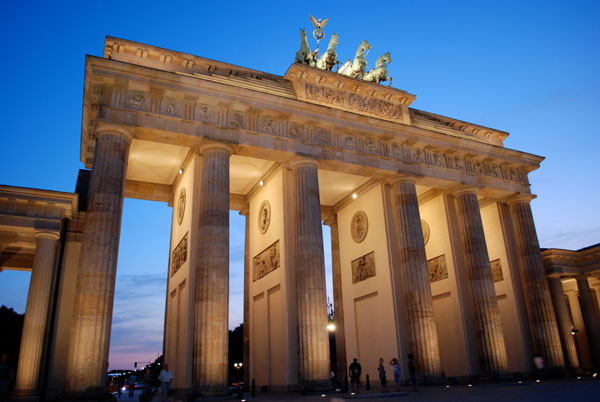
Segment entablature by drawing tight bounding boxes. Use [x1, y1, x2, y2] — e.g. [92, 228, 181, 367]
[82, 55, 542, 197]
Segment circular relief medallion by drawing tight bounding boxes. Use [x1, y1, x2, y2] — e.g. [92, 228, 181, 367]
[258, 200, 271, 234]
[177, 188, 186, 225]
[421, 219, 430, 245]
[351, 211, 368, 243]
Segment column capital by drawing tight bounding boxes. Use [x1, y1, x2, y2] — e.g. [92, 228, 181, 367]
[34, 230, 60, 241]
[239, 205, 249, 217]
[323, 214, 337, 227]
[288, 157, 319, 170]
[94, 123, 132, 142]
[451, 185, 480, 197]
[506, 193, 536, 206]
[386, 174, 420, 187]
[198, 141, 234, 156]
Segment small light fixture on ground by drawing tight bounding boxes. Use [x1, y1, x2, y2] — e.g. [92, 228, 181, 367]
[536, 379, 540, 383]
[468, 384, 472, 387]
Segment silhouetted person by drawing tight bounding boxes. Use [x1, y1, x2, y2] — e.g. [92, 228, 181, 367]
[158, 363, 173, 402]
[378, 358, 387, 392]
[128, 373, 136, 397]
[407, 353, 417, 391]
[348, 358, 362, 394]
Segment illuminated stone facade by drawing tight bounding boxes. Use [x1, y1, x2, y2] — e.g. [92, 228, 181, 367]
[1, 36, 599, 398]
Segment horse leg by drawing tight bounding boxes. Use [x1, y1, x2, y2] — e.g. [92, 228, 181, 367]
[388, 76, 392, 87]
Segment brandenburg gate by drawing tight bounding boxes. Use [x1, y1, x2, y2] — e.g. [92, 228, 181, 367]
[1, 32, 599, 399]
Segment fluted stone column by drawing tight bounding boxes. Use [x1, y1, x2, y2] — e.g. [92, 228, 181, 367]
[193, 142, 232, 391]
[14, 230, 60, 395]
[291, 159, 330, 385]
[548, 277, 579, 369]
[508, 196, 564, 368]
[324, 215, 347, 379]
[454, 187, 507, 374]
[576, 276, 600, 369]
[64, 124, 131, 395]
[391, 177, 441, 377]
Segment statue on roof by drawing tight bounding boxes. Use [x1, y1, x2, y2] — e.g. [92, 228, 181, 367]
[294, 28, 312, 65]
[338, 40, 372, 79]
[310, 15, 328, 44]
[316, 33, 339, 71]
[363, 52, 392, 87]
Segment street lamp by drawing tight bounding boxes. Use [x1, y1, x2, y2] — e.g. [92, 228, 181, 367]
[327, 323, 336, 332]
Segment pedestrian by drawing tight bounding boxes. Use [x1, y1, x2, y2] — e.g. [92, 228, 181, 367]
[141, 368, 153, 401]
[348, 358, 362, 394]
[377, 358, 387, 392]
[533, 354, 545, 380]
[158, 363, 174, 402]
[389, 358, 401, 388]
[128, 373, 136, 397]
[407, 353, 417, 391]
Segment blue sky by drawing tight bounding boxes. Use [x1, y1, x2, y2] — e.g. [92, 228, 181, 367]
[1, 1, 599, 370]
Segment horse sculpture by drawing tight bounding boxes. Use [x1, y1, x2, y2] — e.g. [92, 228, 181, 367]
[316, 33, 339, 71]
[338, 39, 372, 79]
[363, 52, 392, 86]
[294, 28, 312, 65]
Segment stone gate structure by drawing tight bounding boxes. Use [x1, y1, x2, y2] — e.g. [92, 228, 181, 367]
[1, 36, 599, 398]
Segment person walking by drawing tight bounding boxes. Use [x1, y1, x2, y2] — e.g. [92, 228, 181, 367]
[128, 373, 136, 397]
[389, 358, 401, 389]
[158, 363, 174, 402]
[348, 358, 362, 394]
[377, 358, 387, 392]
[407, 353, 417, 391]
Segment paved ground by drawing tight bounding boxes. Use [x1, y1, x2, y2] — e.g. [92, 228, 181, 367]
[169, 378, 600, 402]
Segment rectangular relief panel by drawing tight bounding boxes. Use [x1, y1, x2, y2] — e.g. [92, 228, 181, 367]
[253, 240, 280, 282]
[428, 254, 448, 283]
[171, 231, 188, 277]
[351, 251, 376, 284]
[490, 259, 504, 282]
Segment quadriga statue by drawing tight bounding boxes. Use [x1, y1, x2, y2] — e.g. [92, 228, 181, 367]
[294, 28, 312, 65]
[338, 39, 371, 79]
[316, 33, 339, 71]
[363, 52, 392, 87]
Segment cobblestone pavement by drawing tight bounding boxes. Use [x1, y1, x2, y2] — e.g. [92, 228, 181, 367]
[205, 379, 600, 402]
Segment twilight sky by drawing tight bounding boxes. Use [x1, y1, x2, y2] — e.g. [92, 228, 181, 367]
[1, 1, 599, 370]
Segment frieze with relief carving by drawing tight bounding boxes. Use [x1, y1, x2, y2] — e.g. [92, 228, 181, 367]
[305, 83, 403, 121]
[105, 90, 531, 187]
[253, 240, 280, 282]
[352, 251, 376, 283]
[428, 254, 448, 283]
[171, 232, 189, 277]
[490, 259, 504, 282]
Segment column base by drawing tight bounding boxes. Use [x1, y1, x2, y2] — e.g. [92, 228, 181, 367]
[187, 385, 235, 400]
[10, 390, 39, 402]
[298, 379, 334, 394]
[59, 387, 115, 402]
